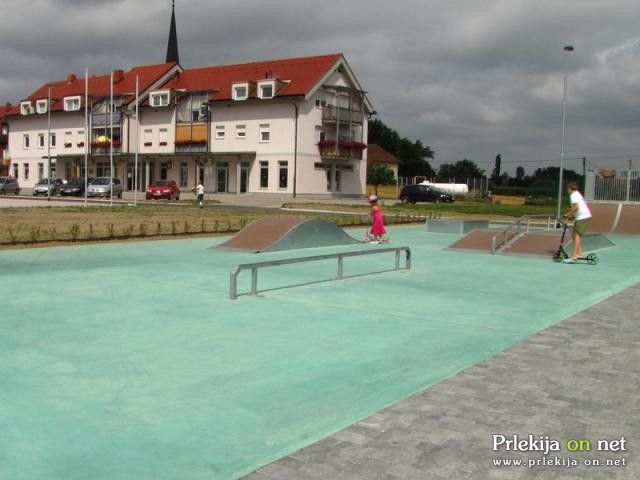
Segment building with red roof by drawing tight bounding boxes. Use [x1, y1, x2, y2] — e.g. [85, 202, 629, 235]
[5, 52, 373, 196]
[367, 144, 402, 177]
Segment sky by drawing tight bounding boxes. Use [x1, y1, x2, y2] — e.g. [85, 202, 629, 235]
[1, 0, 639, 175]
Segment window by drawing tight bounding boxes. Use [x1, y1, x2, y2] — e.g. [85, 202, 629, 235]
[259, 124, 270, 143]
[258, 81, 274, 99]
[159, 128, 168, 146]
[144, 129, 153, 146]
[180, 162, 188, 188]
[38, 133, 45, 148]
[50, 133, 56, 148]
[1, 124, 7, 135]
[279, 161, 288, 189]
[235, 124, 246, 139]
[13, 164, 18, 178]
[20, 101, 34, 115]
[233, 83, 248, 101]
[77, 130, 85, 146]
[65, 131, 73, 147]
[315, 99, 327, 108]
[36, 99, 48, 114]
[64, 96, 81, 111]
[24, 163, 30, 180]
[260, 161, 269, 188]
[96, 161, 110, 177]
[215, 126, 225, 140]
[38, 163, 44, 180]
[23, 134, 30, 149]
[150, 91, 170, 107]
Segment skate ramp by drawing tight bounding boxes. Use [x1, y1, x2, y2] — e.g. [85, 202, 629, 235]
[614, 203, 640, 235]
[587, 202, 640, 235]
[446, 229, 513, 253]
[448, 229, 613, 257]
[215, 216, 359, 252]
[502, 232, 565, 256]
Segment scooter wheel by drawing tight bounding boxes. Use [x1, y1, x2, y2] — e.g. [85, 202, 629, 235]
[552, 253, 562, 262]
[586, 254, 598, 265]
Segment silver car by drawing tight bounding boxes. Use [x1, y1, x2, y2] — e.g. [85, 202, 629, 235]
[87, 177, 123, 198]
[0, 176, 20, 195]
[33, 178, 63, 196]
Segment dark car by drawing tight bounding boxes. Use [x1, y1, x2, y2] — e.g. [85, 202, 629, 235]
[33, 178, 63, 196]
[399, 184, 454, 204]
[146, 180, 181, 200]
[59, 177, 95, 197]
[0, 176, 20, 195]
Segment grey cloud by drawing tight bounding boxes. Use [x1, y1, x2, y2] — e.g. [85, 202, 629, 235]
[1, 0, 640, 173]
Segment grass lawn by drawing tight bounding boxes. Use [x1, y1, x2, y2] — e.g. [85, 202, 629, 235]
[0, 198, 554, 248]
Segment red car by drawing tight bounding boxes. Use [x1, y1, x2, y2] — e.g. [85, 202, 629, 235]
[146, 180, 181, 200]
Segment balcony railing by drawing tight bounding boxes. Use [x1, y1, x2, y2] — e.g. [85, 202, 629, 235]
[91, 140, 122, 155]
[322, 106, 364, 125]
[318, 141, 365, 159]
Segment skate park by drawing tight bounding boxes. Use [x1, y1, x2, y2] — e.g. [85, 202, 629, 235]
[1, 203, 639, 479]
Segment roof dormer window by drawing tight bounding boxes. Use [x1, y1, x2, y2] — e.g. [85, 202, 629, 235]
[64, 96, 81, 112]
[36, 99, 48, 114]
[20, 101, 34, 115]
[258, 81, 275, 99]
[150, 90, 170, 108]
[232, 83, 249, 101]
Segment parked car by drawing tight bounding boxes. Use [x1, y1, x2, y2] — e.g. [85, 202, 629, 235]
[146, 180, 181, 200]
[87, 177, 123, 198]
[399, 184, 454, 204]
[59, 177, 95, 197]
[0, 176, 21, 195]
[33, 178, 63, 196]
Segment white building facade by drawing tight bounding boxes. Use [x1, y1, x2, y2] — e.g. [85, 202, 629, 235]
[5, 54, 373, 197]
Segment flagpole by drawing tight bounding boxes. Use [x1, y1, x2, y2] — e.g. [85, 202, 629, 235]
[134, 75, 139, 206]
[110, 71, 114, 207]
[84, 68, 88, 207]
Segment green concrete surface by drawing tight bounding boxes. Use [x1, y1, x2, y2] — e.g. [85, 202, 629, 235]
[1, 226, 639, 480]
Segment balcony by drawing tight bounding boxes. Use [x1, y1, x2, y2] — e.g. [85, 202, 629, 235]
[322, 106, 364, 125]
[318, 140, 365, 160]
[91, 140, 122, 155]
[175, 123, 208, 153]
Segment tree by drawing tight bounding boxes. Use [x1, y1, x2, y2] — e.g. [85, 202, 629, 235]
[437, 159, 484, 180]
[491, 153, 502, 185]
[368, 118, 436, 178]
[367, 163, 396, 195]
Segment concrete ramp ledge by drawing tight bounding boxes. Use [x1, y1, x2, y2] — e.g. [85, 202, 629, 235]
[215, 217, 359, 252]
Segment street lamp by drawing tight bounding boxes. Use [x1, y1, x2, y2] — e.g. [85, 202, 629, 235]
[557, 45, 574, 221]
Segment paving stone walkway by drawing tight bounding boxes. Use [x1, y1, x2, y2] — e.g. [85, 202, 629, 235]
[245, 283, 639, 480]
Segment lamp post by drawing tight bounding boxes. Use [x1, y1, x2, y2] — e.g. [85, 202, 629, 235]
[557, 45, 574, 221]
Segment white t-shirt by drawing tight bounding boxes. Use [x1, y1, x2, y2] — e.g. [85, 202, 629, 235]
[196, 184, 204, 195]
[569, 191, 591, 220]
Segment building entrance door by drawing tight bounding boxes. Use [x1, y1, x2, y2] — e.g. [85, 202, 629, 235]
[217, 162, 228, 193]
[240, 162, 249, 193]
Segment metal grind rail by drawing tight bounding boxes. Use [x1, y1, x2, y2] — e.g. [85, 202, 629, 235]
[229, 246, 412, 299]
[491, 215, 566, 254]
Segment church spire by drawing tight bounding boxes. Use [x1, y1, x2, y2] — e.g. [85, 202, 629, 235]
[166, 0, 180, 64]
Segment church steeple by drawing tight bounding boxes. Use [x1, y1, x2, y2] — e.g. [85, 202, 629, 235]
[166, 0, 180, 64]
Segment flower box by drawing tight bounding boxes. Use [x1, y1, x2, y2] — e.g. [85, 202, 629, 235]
[144, 142, 153, 147]
[91, 140, 121, 148]
[64, 143, 72, 148]
[77, 142, 84, 147]
[159, 141, 168, 146]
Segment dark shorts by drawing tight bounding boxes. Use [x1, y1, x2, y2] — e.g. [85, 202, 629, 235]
[574, 218, 590, 235]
